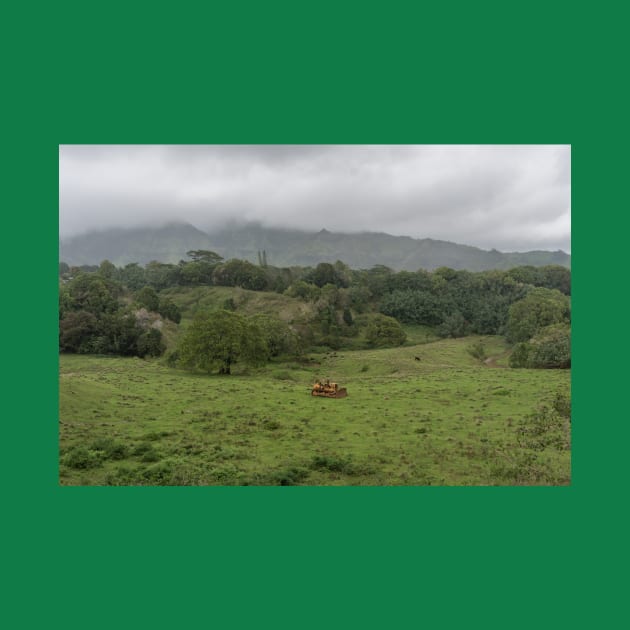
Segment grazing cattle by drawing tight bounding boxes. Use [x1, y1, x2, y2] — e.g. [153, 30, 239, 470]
[414, 356, 421, 361]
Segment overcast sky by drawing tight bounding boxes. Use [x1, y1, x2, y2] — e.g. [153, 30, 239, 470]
[59, 145, 571, 252]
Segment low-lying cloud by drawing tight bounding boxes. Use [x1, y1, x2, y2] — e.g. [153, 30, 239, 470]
[59, 144, 571, 252]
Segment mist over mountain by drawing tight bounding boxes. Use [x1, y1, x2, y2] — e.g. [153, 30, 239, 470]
[59, 222, 570, 271]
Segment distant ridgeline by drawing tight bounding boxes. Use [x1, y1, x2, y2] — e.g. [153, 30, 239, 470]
[59, 222, 570, 271]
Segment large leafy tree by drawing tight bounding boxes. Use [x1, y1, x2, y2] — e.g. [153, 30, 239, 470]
[158, 297, 181, 323]
[66, 273, 121, 315]
[365, 314, 407, 347]
[145, 261, 181, 290]
[213, 259, 268, 290]
[97, 259, 118, 280]
[250, 314, 301, 357]
[539, 265, 571, 296]
[178, 250, 224, 286]
[177, 310, 268, 374]
[506, 287, 570, 343]
[135, 286, 160, 312]
[59, 311, 99, 353]
[509, 323, 571, 369]
[119, 263, 146, 291]
[379, 289, 446, 326]
[360, 265, 394, 299]
[284, 280, 321, 301]
[310, 262, 338, 288]
[186, 250, 224, 265]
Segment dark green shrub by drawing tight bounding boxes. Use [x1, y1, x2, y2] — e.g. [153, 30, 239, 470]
[506, 288, 570, 343]
[365, 314, 407, 347]
[467, 340, 487, 362]
[528, 324, 571, 368]
[437, 311, 468, 338]
[158, 298, 182, 323]
[137, 328, 165, 357]
[509, 342, 531, 368]
[63, 446, 101, 469]
[262, 419, 281, 431]
[243, 466, 310, 486]
[509, 325, 570, 369]
[165, 350, 180, 367]
[311, 454, 354, 474]
[516, 405, 571, 451]
[272, 467, 310, 486]
[141, 461, 173, 483]
[90, 438, 128, 460]
[553, 390, 571, 419]
[135, 286, 159, 312]
[141, 450, 160, 463]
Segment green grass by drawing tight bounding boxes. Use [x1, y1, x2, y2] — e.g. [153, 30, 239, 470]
[59, 335, 570, 486]
[161, 285, 314, 323]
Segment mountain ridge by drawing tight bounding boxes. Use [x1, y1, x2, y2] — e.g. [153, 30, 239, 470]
[59, 222, 571, 271]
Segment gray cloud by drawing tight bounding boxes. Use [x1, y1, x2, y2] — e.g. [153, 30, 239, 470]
[59, 144, 571, 252]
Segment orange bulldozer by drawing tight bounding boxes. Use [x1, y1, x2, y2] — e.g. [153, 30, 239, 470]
[311, 379, 348, 398]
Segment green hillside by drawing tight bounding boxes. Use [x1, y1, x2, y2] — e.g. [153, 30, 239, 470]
[160, 285, 315, 325]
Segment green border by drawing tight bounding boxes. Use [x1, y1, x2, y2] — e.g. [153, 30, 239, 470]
[4, 2, 624, 628]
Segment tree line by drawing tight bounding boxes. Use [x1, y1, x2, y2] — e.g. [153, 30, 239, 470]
[59, 251, 570, 371]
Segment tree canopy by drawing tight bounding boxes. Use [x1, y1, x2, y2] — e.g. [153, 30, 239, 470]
[506, 288, 570, 343]
[177, 310, 268, 374]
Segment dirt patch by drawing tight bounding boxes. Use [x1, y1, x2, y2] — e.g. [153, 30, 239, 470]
[484, 357, 504, 368]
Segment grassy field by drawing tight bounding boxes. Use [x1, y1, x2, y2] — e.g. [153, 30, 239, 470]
[59, 334, 570, 486]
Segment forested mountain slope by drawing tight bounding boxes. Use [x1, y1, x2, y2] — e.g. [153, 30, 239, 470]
[60, 222, 571, 271]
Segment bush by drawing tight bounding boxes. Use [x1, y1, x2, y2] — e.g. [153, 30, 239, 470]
[552, 390, 571, 419]
[528, 324, 571, 368]
[311, 454, 354, 474]
[141, 450, 161, 463]
[364, 314, 407, 347]
[141, 461, 174, 483]
[247, 466, 311, 486]
[59, 311, 99, 352]
[158, 298, 182, 323]
[132, 442, 160, 461]
[509, 324, 570, 369]
[63, 446, 102, 469]
[516, 404, 571, 451]
[137, 328, 165, 358]
[165, 350, 180, 367]
[506, 288, 570, 343]
[437, 311, 469, 338]
[509, 342, 531, 368]
[284, 281, 321, 301]
[467, 340, 487, 362]
[90, 438, 128, 460]
[135, 286, 159, 312]
[132, 442, 154, 455]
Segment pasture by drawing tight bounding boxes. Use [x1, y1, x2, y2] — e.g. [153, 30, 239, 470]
[59, 334, 570, 486]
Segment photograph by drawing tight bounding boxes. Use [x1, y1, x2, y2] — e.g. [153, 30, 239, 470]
[58, 144, 571, 486]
